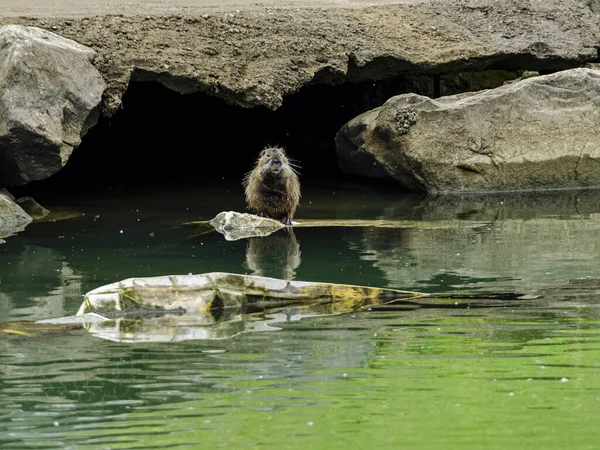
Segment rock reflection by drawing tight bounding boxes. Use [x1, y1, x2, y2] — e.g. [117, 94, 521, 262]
[420, 190, 600, 222]
[0, 245, 83, 321]
[5, 186, 600, 323]
[244, 229, 301, 280]
[352, 190, 600, 292]
[0, 224, 26, 244]
[62, 293, 397, 343]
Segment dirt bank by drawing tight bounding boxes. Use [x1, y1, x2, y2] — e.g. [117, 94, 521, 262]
[1, 0, 599, 116]
[0, 0, 413, 18]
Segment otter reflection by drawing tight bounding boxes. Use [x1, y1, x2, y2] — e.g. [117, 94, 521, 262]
[244, 229, 301, 280]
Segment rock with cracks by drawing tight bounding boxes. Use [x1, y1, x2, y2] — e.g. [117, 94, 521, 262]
[0, 25, 105, 186]
[335, 68, 600, 193]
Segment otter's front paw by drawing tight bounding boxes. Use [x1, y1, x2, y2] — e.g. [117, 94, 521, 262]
[280, 217, 293, 226]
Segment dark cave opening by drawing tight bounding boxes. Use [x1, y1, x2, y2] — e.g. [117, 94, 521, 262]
[22, 68, 532, 194]
[41, 76, 409, 189]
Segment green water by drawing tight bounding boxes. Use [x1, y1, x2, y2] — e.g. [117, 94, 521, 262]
[1, 182, 600, 449]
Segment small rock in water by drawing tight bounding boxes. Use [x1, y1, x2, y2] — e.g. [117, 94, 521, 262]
[307, 422, 314, 426]
[561, 377, 569, 383]
[15, 196, 50, 220]
[509, 392, 515, 396]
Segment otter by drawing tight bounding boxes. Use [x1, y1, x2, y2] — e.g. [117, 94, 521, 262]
[243, 146, 301, 226]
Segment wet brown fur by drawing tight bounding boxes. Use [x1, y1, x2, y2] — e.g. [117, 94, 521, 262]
[243, 146, 300, 224]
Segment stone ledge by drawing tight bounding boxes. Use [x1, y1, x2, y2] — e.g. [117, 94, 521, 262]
[1, 0, 598, 116]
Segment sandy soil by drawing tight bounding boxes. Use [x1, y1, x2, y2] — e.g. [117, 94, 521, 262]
[0, 0, 417, 18]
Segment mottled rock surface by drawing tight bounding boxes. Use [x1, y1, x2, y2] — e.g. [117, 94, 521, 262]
[0, 25, 105, 186]
[336, 68, 600, 193]
[1, 0, 599, 116]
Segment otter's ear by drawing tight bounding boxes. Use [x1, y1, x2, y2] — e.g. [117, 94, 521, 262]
[259, 149, 266, 156]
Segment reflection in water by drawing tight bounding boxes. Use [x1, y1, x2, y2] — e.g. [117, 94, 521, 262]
[244, 229, 301, 280]
[350, 190, 600, 292]
[2, 185, 600, 448]
[0, 245, 83, 321]
[1, 288, 599, 449]
[4, 187, 600, 319]
[0, 224, 26, 245]
[81, 292, 413, 343]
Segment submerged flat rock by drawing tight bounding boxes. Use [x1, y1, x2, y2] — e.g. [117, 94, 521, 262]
[79, 271, 423, 316]
[186, 211, 469, 240]
[20, 266, 600, 343]
[294, 219, 454, 229]
[70, 272, 426, 342]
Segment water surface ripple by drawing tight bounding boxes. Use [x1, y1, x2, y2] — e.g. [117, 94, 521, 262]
[1, 185, 600, 448]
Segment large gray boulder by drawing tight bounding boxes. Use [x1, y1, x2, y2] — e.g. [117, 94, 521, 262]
[336, 68, 600, 193]
[0, 25, 105, 186]
[0, 188, 32, 242]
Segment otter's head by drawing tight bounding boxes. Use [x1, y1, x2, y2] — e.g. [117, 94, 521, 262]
[260, 146, 288, 176]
